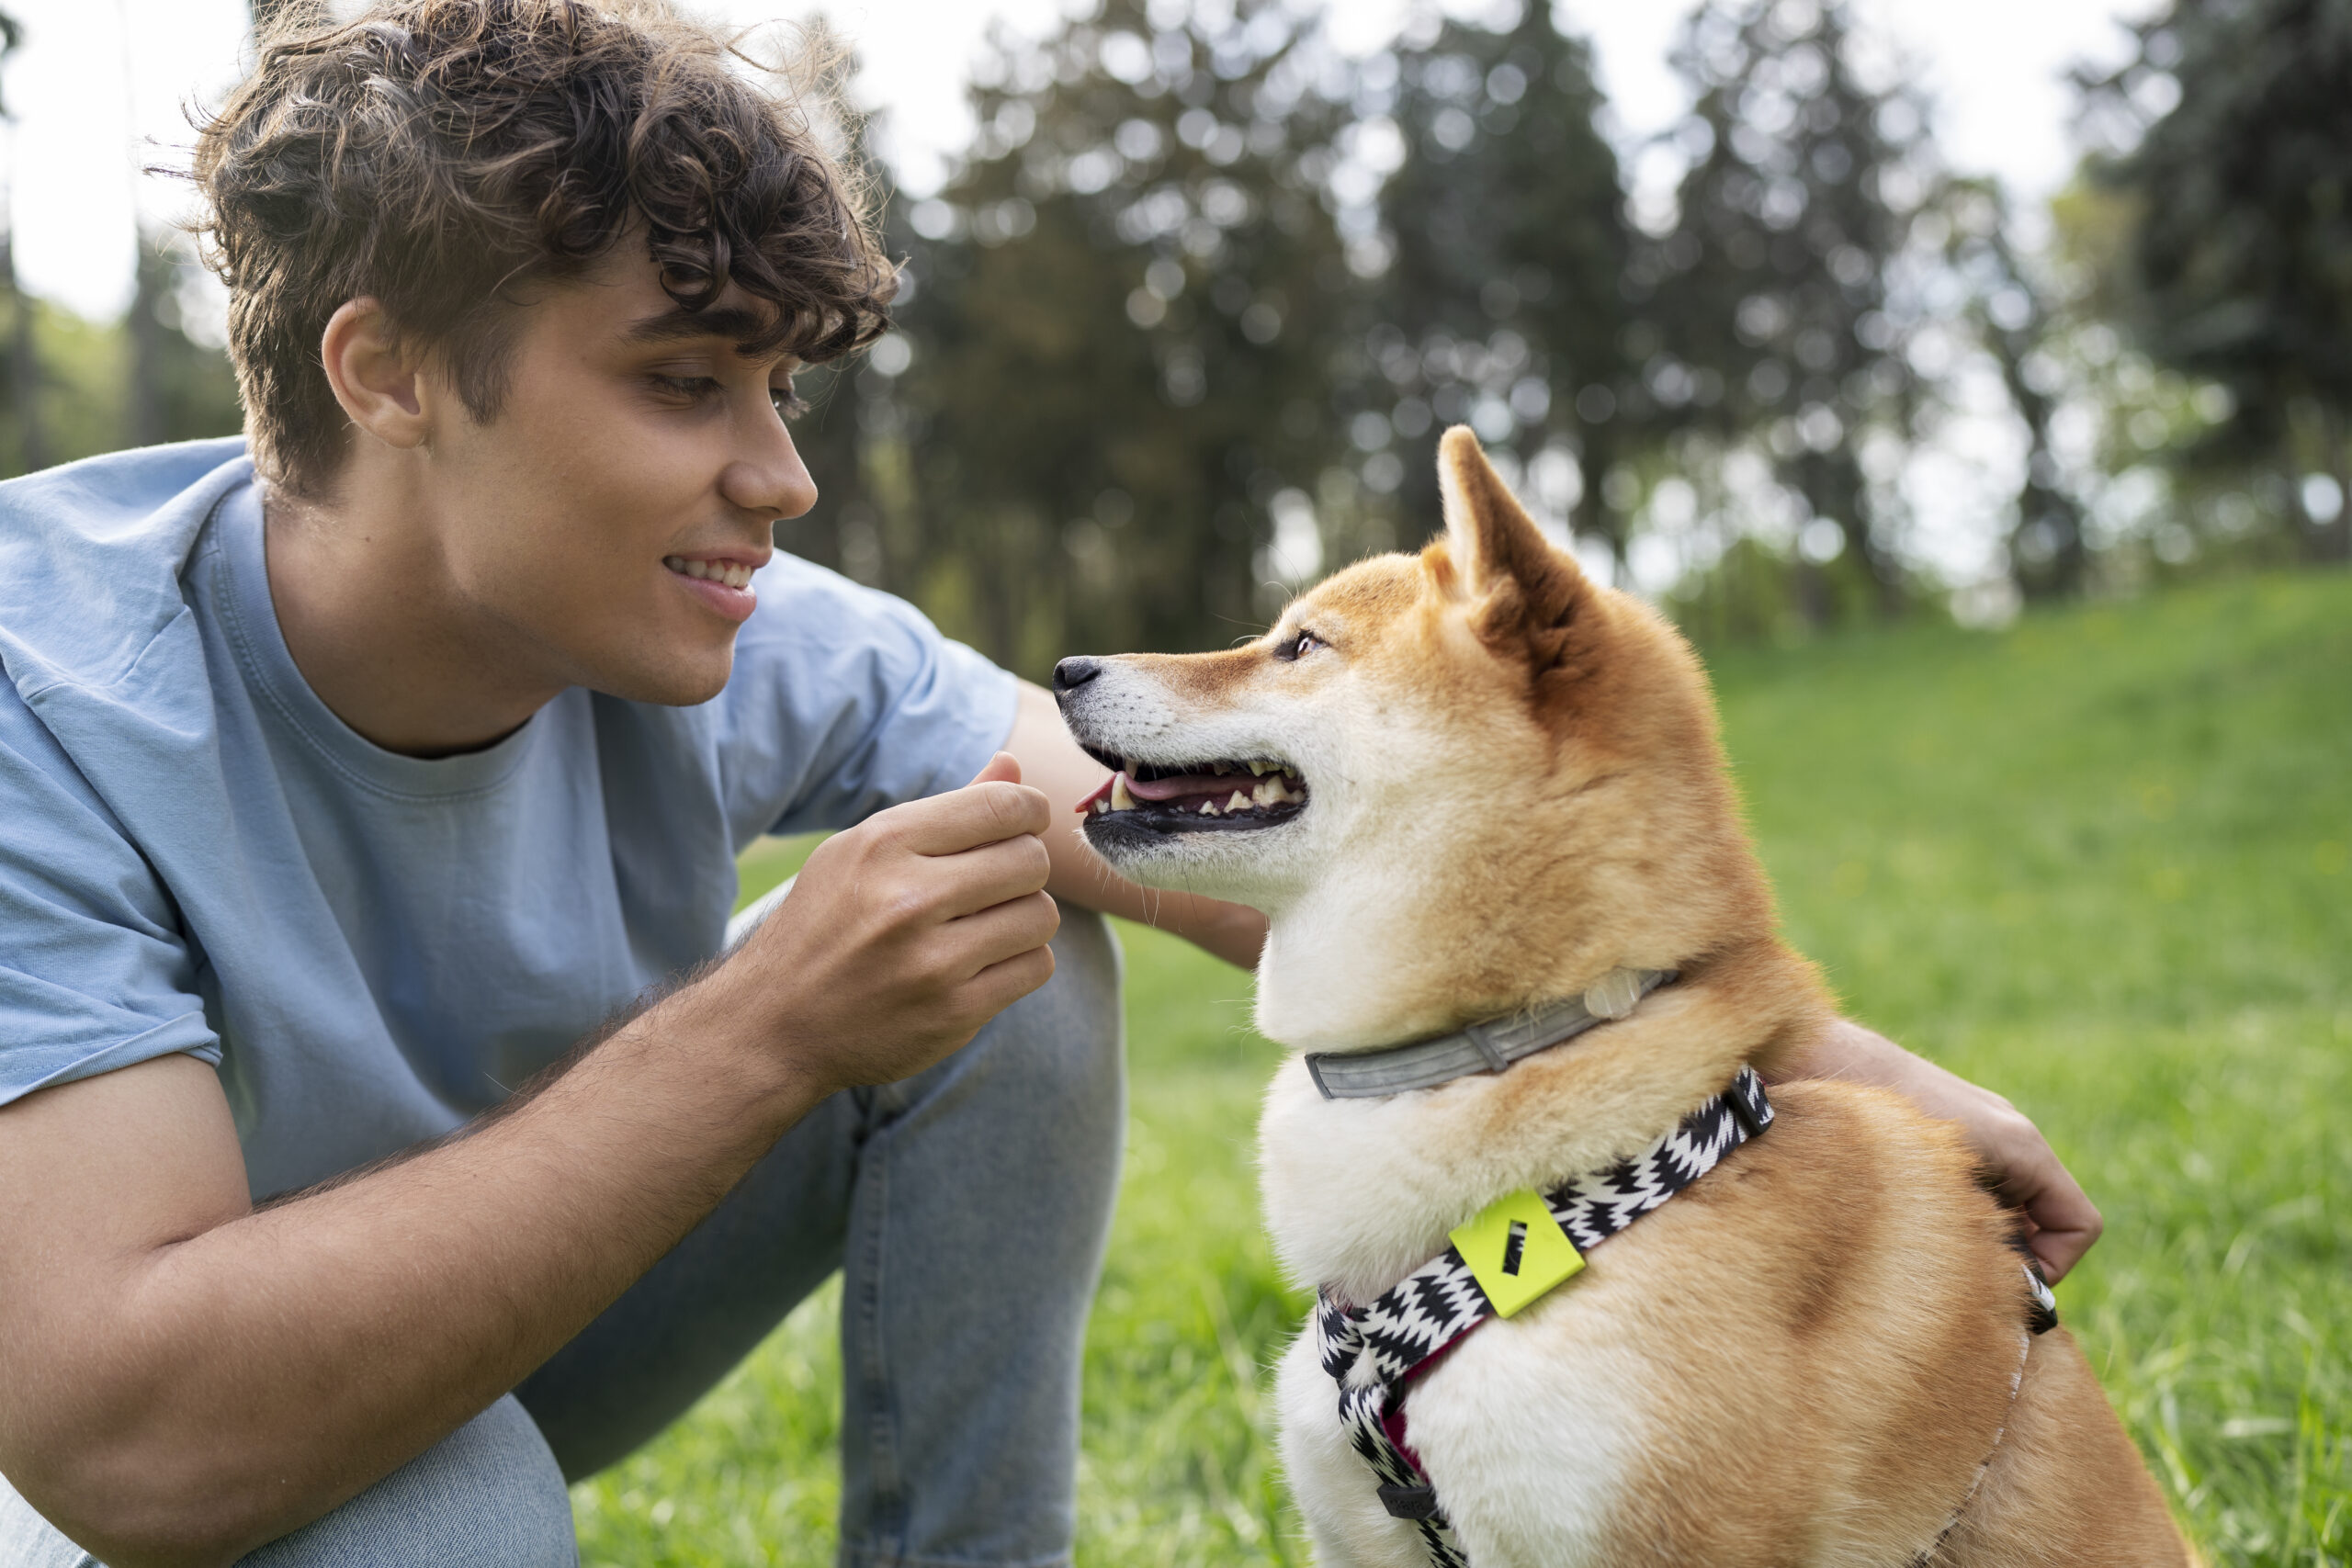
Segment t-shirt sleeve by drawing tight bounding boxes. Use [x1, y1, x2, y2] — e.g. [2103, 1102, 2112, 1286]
[713, 557, 1021, 846]
[0, 682, 218, 1107]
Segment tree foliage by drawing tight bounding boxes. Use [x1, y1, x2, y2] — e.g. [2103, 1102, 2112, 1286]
[2083, 0, 2352, 561]
[1655, 0, 1936, 621]
[1373, 7, 1632, 556]
[863, 0, 1358, 674]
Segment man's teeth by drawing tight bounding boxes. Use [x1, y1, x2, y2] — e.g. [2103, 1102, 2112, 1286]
[664, 556, 757, 590]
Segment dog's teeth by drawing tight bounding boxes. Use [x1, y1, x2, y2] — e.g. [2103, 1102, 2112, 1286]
[1200, 799, 1219, 815]
[1252, 778, 1282, 806]
[1247, 760, 1267, 775]
[1111, 775, 1136, 812]
[1092, 798, 1109, 815]
[1226, 791, 1250, 812]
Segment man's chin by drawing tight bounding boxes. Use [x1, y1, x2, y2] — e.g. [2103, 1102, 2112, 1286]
[584, 645, 736, 707]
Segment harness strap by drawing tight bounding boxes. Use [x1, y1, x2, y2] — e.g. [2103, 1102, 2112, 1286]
[1313, 1068, 1774, 1562]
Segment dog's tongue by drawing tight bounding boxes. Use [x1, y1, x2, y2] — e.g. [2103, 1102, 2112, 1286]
[1124, 771, 1232, 803]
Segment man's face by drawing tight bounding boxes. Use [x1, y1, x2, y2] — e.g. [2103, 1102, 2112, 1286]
[413, 250, 818, 707]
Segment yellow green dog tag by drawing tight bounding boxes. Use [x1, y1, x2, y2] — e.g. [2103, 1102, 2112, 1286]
[1450, 1189, 1586, 1318]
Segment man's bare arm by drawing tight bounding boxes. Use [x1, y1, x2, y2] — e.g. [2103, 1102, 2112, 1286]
[0, 760, 1057, 1568]
[1004, 680, 1269, 970]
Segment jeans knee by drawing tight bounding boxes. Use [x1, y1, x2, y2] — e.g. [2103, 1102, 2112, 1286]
[1046, 907, 1123, 1047]
[233, 1398, 575, 1568]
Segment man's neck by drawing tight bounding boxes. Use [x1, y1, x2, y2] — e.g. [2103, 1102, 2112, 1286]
[261, 477, 567, 759]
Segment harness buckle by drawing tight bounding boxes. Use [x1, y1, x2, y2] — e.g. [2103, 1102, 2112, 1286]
[1377, 1483, 1442, 1521]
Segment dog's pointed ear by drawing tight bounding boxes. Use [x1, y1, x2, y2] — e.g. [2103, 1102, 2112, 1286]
[1435, 426, 1591, 677]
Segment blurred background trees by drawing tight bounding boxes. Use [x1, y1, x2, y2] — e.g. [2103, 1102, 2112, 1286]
[2, 0, 2346, 676]
[2078, 0, 2352, 565]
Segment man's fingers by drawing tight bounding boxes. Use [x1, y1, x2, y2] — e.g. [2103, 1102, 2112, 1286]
[920, 833, 1055, 921]
[967, 750, 1023, 788]
[939, 890, 1060, 978]
[963, 939, 1057, 1015]
[2011, 1165, 2104, 1283]
[888, 779, 1053, 856]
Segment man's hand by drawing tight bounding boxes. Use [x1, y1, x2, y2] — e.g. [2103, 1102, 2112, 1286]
[1772, 1018, 2103, 1281]
[708, 751, 1060, 1095]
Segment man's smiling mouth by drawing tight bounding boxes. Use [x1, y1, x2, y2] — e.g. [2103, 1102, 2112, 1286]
[663, 555, 759, 590]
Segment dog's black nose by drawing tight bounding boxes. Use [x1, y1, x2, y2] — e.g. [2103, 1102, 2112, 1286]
[1052, 657, 1102, 697]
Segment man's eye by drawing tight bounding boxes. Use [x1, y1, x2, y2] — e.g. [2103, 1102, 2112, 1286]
[770, 384, 807, 421]
[652, 374, 722, 402]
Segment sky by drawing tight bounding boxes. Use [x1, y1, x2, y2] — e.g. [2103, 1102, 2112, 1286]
[4, 0, 2158, 322]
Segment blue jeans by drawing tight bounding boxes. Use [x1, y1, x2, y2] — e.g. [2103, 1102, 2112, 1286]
[0, 911, 1125, 1568]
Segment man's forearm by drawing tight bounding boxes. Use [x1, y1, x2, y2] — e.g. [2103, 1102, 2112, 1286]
[27, 982, 818, 1567]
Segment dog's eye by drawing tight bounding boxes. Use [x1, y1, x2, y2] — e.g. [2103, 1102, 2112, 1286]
[1278, 629, 1323, 661]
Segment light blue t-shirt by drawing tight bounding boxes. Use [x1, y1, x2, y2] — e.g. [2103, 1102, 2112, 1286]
[0, 440, 1017, 1197]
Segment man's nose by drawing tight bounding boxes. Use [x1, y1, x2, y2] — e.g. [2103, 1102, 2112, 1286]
[721, 419, 818, 522]
[1052, 657, 1102, 697]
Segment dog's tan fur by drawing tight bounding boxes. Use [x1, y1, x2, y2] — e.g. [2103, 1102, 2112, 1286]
[1059, 428, 2188, 1564]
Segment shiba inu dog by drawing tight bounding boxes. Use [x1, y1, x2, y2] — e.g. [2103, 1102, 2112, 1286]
[1051, 428, 2189, 1566]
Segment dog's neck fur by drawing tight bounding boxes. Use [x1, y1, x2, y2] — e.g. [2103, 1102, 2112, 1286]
[1256, 931, 1828, 1304]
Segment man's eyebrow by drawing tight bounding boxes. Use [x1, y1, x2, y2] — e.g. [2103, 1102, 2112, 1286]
[620, 305, 782, 352]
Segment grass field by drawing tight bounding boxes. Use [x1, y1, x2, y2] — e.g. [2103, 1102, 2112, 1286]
[574, 571, 2351, 1566]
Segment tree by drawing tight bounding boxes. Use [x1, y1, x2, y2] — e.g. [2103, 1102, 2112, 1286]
[886, 0, 1359, 674]
[1936, 176, 2089, 600]
[1655, 0, 1937, 622]
[2080, 0, 2352, 562]
[0, 6, 44, 475]
[1376, 5, 1639, 562]
[124, 232, 244, 448]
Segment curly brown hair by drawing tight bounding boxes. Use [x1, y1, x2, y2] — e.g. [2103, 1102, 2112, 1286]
[191, 0, 895, 496]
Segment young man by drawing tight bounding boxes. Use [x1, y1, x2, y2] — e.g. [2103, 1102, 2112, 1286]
[0, 4, 2099, 1565]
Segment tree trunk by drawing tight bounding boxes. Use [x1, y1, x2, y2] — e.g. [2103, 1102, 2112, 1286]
[128, 232, 167, 449]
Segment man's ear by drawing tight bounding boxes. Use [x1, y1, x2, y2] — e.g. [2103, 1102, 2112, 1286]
[319, 299, 432, 452]
[1435, 425, 1591, 675]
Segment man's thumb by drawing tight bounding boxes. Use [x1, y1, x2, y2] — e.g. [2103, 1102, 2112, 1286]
[967, 750, 1023, 787]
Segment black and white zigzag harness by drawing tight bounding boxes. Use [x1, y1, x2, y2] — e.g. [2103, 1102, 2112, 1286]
[1310, 1067, 2060, 1568]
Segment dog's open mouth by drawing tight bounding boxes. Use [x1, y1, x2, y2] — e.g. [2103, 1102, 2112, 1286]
[1075, 749, 1307, 834]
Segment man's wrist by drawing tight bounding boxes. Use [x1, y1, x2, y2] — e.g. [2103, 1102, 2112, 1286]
[624, 970, 835, 1137]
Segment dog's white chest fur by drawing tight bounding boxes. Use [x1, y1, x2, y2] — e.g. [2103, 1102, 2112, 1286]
[1258, 1060, 1647, 1566]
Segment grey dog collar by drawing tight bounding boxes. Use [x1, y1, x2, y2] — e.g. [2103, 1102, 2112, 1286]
[1303, 969, 1678, 1100]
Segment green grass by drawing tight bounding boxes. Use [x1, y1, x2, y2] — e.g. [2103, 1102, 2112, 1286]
[575, 571, 2352, 1566]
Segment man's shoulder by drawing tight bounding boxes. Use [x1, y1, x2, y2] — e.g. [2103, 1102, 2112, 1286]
[0, 440, 254, 702]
